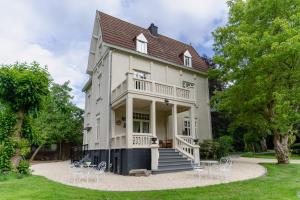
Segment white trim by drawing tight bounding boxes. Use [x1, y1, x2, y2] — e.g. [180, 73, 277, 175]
[136, 33, 148, 43]
[184, 50, 192, 57]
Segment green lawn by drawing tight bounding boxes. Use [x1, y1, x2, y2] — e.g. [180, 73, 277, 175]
[0, 164, 300, 200]
[241, 152, 300, 160]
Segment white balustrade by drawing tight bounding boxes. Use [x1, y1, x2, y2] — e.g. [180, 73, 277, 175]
[133, 78, 152, 92]
[179, 135, 194, 145]
[111, 75, 195, 102]
[155, 83, 174, 96]
[132, 133, 152, 148]
[112, 79, 127, 101]
[111, 134, 126, 149]
[175, 135, 199, 163]
[176, 87, 191, 99]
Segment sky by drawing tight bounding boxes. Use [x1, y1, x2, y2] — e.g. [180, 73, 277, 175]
[0, 0, 228, 108]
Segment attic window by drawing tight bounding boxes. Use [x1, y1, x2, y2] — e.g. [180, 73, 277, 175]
[183, 50, 192, 67]
[136, 33, 148, 54]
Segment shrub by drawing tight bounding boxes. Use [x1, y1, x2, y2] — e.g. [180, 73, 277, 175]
[216, 135, 234, 158]
[243, 132, 261, 152]
[199, 140, 219, 160]
[17, 160, 30, 175]
[200, 136, 234, 160]
[0, 140, 15, 173]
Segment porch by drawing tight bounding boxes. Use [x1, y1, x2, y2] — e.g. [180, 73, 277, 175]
[110, 94, 200, 166]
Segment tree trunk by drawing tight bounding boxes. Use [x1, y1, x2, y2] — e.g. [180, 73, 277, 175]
[260, 137, 268, 152]
[273, 131, 289, 164]
[29, 144, 43, 163]
[10, 109, 25, 169]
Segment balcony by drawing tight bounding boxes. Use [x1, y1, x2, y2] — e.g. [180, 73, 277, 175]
[112, 73, 196, 103]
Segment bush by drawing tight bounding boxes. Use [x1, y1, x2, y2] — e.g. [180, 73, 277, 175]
[199, 140, 220, 160]
[243, 132, 261, 152]
[0, 140, 15, 173]
[200, 136, 234, 160]
[17, 160, 30, 175]
[216, 135, 234, 158]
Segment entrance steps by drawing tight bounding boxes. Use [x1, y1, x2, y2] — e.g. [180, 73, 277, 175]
[152, 148, 194, 174]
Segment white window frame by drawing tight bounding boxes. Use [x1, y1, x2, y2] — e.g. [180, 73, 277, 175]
[96, 117, 100, 141]
[183, 118, 191, 136]
[136, 33, 148, 54]
[133, 70, 148, 79]
[97, 73, 102, 100]
[182, 81, 194, 88]
[133, 112, 150, 133]
[183, 50, 192, 67]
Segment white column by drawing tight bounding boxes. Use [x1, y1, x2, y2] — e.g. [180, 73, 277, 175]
[172, 103, 178, 148]
[126, 95, 133, 148]
[151, 100, 156, 137]
[126, 72, 134, 91]
[150, 143, 159, 170]
[190, 105, 196, 139]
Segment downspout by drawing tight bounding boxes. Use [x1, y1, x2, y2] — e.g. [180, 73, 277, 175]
[108, 49, 113, 170]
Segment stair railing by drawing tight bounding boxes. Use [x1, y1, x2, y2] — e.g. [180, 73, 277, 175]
[175, 135, 200, 164]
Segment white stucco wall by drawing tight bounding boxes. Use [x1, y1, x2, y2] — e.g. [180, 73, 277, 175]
[83, 15, 212, 150]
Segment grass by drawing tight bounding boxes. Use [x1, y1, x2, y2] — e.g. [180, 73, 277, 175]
[0, 164, 300, 200]
[241, 151, 300, 160]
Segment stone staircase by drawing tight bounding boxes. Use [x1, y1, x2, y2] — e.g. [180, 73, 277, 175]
[152, 148, 194, 174]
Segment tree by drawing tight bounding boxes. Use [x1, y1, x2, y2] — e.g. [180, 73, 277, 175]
[30, 82, 83, 161]
[0, 62, 50, 168]
[212, 0, 300, 163]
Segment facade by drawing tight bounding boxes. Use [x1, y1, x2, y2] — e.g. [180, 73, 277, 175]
[82, 11, 212, 175]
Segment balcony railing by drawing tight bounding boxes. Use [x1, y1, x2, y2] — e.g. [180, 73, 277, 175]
[112, 73, 195, 102]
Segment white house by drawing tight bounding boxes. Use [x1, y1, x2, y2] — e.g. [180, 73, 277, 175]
[82, 11, 212, 175]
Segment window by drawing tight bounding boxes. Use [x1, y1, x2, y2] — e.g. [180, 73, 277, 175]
[96, 117, 100, 140]
[184, 56, 191, 67]
[183, 50, 192, 67]
[195, 119, 197, 136]
[133, 70, 147, 79]
[183, 119, 191, 136]
[137, 41, 147, 53]
[182, 81, 194, 88]
[97, 74, 102, 99]
[133, 112, 150, 133]
[136, 33, 148, 54]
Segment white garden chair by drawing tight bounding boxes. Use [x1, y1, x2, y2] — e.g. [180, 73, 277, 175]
[193, 163, 204, 178]
[95, 161, 106, 183]
[70, 162, 83, 183]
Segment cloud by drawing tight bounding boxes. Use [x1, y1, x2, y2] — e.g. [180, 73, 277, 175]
[0, 0, 228, 108]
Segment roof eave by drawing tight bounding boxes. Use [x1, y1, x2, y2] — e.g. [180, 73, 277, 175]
[82, 77, 92, 92]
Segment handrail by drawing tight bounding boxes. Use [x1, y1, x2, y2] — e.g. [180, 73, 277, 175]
[175, 135, 198, 160]
[178, 135, 194, 144]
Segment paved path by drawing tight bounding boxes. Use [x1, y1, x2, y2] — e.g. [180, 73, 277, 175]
[31, 157, 268, 191]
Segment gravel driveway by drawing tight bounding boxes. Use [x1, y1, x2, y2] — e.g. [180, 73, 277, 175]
[31, 157, 270, 191]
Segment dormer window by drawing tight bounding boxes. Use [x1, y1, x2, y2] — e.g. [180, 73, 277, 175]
[183, 50, 192, 67]
[136, 33, 148, 54]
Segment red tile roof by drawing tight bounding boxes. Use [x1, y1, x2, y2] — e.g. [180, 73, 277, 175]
[98, 11, 208, 72]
